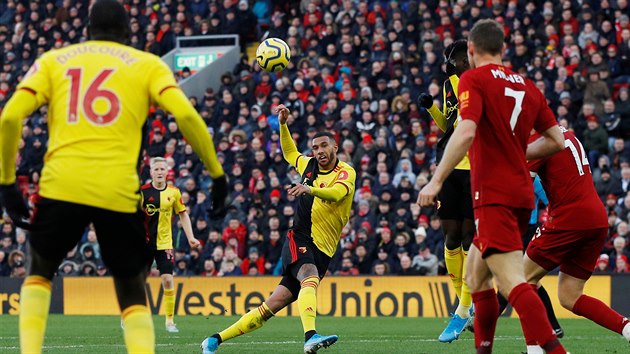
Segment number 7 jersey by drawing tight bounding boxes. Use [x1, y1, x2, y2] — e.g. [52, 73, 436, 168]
[17, 41, 178, 213]
[458, 64, 557, 210]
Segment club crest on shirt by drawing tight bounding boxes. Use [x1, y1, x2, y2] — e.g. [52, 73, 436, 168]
[299, 247, 307, 254]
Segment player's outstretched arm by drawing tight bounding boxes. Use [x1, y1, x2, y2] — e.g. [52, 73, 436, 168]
[157, 88, 225, 179]
[526, 125, 564, 161]
[277, 104, 301, 168]
[157, 88, 228, 217]
[418, 93, 447, 132]
[0, 90, 41, 184]
[310, 182, 350, 203]
[0, 89, 41, 228]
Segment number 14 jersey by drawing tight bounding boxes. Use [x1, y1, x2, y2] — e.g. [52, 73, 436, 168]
[458, 64, 557, 210]
[529, 128, 608, 230]
[17, 41, 177, 213]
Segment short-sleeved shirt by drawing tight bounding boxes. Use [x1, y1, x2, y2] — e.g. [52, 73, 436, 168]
[141, 183, 186, 250]
[529, 128, 608, 230]
[458, 64, 557, 209]
[18, 41, 178, 213]
[292, 155, 356, 257]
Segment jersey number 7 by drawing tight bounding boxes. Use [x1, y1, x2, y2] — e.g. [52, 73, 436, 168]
[504, 87, 525, 133]
[66, 68, 121, 125]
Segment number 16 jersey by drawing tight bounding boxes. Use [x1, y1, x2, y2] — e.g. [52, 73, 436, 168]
[17, 41, 178, 213]
[458, 64, 557, 210]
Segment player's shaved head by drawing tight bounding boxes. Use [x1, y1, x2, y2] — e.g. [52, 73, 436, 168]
[469, 19, 504, 56]
[88, 0, 130, 43]
[444, 39, 468, 63]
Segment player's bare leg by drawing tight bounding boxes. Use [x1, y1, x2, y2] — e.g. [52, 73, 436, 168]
[161, 273, 178, 332]
[524, 254, 630, 345]
[201, 285, 293, 354]
[296, 264, 338, 354]
[484, 251, 564, 354]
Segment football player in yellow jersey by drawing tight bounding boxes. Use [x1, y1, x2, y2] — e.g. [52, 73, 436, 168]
[418, 40, 475, 342]
[202, 104, 356, 354]
[141, 157, 201, 333]
[0, 1, 226, 353]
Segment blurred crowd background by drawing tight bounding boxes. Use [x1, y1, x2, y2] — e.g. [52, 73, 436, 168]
[0, 0, 629, 278]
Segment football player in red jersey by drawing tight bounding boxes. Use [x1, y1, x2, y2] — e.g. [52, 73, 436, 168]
[523, 126, 630, 353]
[418, 19, 566, 353]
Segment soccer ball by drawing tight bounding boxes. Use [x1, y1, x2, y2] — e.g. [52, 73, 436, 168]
[256, 38, 291, 73]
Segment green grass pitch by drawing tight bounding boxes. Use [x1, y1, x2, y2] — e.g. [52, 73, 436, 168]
[0, 315, 628, 353]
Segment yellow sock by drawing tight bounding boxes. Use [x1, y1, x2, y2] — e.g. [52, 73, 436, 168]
[19, 276, 52, 354]
[219, 303, 274, 341]
[444, 246, 463, 299]
[298, 276, 320, 334]
[122, 305, 155, 354]
[460, 249, 472, 307]
[164, 288, 175, 323]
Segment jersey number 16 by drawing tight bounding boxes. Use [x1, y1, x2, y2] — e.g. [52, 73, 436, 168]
[66, 68, 121, 125]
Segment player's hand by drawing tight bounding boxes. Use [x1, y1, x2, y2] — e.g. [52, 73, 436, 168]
[417, 180, 443, 208]
[188, 238, 201, 249]
[286, 183, 311, 197]
[208, 175, 228, 219]
[0, 184, 31, 229]
[418, 93, 434, 109]
[276, 104, 290, 125]
[165, 249, 174, 260]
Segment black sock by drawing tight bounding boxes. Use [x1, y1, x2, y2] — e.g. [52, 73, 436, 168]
[211, 333, 222, 345]
[497, 293, 509, 316]
[305, 330, 317, 342]
[538, 286, 561, 330]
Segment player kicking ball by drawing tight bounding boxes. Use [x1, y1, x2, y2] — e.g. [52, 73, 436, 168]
[201, 104, 356, 354]
[522, 126, 630, 353]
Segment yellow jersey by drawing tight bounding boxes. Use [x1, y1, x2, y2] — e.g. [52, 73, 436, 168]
[16, 41, 178, 213]
[140, 183, 186, 250]
[428, 74, 471, 170]
[280, 124, 356, 257]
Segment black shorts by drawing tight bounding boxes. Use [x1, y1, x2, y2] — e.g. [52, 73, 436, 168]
[279, 230, 331, 299]
[30, 197, 148, 278]
[522, 224, 539, 250]
[438, 169, 473, 220]
[146, 248, 174, 275]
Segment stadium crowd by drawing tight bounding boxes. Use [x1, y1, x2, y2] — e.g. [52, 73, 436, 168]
[1, 0, 630, 278]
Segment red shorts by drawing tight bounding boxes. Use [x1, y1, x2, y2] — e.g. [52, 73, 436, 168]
[526, 227, 607, 280]
[472, 205, 530, 258]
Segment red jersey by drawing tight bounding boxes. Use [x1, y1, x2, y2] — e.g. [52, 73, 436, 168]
[458, 64, 557, 209]
[528, 128, 608, 230]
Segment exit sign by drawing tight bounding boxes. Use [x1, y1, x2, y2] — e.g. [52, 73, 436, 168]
[174, 53, 223, 71]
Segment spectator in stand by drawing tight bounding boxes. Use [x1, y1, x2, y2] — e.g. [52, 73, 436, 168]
[412, 244, 438, 276]
[241, 247, 265, 275]
[335, 257, 359, 276]
[613, 255, 630, 273]
[594, 254, 611, 275]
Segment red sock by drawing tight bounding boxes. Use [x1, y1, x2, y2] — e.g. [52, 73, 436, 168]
[519, 284, 538, 346]
[509, 283, 565, 354]
[573, 295, 629, 334]
[471, 289, 499, 353]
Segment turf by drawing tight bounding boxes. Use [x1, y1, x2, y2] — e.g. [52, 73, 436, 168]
[0, 315, 627, 353]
